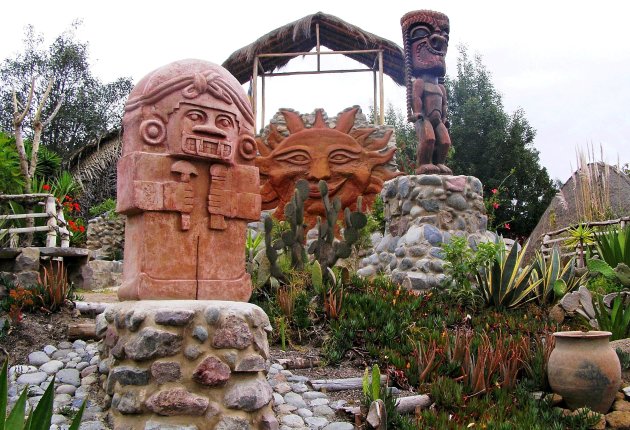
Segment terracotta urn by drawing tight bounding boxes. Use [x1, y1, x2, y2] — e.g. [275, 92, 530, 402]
[547, 331, 621, 413]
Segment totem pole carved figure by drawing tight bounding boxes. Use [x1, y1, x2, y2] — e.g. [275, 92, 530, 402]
[401, 10, 452, 175]
[116, 59, 261, 301]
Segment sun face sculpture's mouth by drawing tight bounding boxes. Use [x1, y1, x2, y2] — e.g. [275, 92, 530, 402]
[308, 179, 347, 198]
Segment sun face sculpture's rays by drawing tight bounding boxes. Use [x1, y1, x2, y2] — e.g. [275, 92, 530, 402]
[256, 107, 401, 229]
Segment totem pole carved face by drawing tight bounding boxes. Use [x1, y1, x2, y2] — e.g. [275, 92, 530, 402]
[256, 108, 400, 227]
[402, 10, 450, 76]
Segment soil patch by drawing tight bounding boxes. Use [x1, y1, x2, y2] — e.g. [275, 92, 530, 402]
[0, 308, 79, 366]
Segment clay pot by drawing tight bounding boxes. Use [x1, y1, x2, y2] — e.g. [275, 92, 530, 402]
[547, 331, 621, 413]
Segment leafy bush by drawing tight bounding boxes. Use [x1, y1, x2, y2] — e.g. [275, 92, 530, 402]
[442, 235, 497, 291]
[88, 198, 117, 219]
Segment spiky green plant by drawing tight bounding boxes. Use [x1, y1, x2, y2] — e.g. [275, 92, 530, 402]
[476, 241, 542, 309]
[593, 295, 630, 341]
[595, 225, 630, 269]
[308, 180, 367, 281]
[0, 359, 85, 429]
[531, 246, 584, 305]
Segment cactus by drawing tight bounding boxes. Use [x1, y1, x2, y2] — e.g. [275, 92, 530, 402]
[263, 216, 285, 281]
[263, 179, 309, 277]
[308, 180, 368, 281]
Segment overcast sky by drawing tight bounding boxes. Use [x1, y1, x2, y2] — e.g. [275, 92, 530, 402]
[3, 0, 629, 182]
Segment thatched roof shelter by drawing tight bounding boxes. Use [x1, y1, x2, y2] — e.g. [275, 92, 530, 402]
[222, 11, 405, 86]
[66, 129, 121, 216]
[525, 163, 630, 260]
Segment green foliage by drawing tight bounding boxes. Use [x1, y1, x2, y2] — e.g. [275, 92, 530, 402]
[88, 198, 117, 219]
[322, 275, 423, 372]
[430, 376, 464, 409]
[476, 242, 542, 309]
[0, 132, 25, 194]
[616, 348, 630, 371]
[446, 46, 556, 238]
[565, 224, 596, 247]
[263, 180, 309, 277]
[531, 246, 584, 305]
[442, 235, 497, 291]
[309, 180, 367, 281]
[0, 360, 85, 429]
[381, 104, 416, 174]
[593, 295, 630, 341]
[587, 272, 625, 295]
[0, 23, 133, 156]
[416, 383, 601, 430]
[588, 259, 630, 289]
[595, 225, 630, 268]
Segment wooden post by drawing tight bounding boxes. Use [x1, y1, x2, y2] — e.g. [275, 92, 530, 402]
[378, 50, 384, 125]
[261, 74, 265, 130]
[252, 56, 258, 130]
[316, 23, 321, 72]
[57, 204, 70, 248]
[45, 195, 57, 247]
[373, 70, 378, 125]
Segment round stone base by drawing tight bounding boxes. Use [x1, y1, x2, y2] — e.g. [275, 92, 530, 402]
[98, 300, 277, 430]
[358, 174, 496, 290]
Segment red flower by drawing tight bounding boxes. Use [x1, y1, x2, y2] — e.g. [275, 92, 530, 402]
[65, 195, 72, 201]
[79, 225, 85, 233]
[491, 188, 498, 194]
[42, 184, 51, 191]
[74, 203, 80, 211]
[492, 202, 500, 209]
[504, 223, 511, 230]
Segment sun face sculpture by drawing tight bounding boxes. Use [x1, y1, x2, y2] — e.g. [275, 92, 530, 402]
[256, 107, 401, 228]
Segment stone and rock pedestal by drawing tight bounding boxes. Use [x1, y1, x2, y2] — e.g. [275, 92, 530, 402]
[358, 175, 496, 291]
[98, 301, 277, 430]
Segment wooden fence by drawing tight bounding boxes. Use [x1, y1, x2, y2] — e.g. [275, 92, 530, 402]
[0, 193, 70, 248]
[540, 216, 630, 265]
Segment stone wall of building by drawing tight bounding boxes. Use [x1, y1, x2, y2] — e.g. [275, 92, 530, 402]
[86, 214, 125, 260]
[98, 300, 276, 430]
[358, 175, 496, 290]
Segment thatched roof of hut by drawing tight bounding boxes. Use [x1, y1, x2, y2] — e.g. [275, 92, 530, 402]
[222, 11, 405, 85]
[525, 162, 630, 259]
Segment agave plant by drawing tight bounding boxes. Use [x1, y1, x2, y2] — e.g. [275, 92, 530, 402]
[593, 295, 630, 341]
[595, 225, 630, 269]
[0, 359, 85, 429]
[476, 241, 542, 309]
[531, 245, 585, 305]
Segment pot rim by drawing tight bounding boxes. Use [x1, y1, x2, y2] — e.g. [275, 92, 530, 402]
[553, 330, 612, 339]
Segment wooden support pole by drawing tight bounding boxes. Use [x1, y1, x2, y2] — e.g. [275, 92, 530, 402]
[57, 204, 70, 248]
[378, 50, 385, 125]
[261, 74, 265, 130]
[252, 56, 258, 130]
[316, 23, 321, 72]
[373, 70, 378, 125]
[45, 195, 57, 247]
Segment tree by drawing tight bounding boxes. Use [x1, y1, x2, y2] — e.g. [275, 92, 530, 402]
[0, 22, 132, 157]
[445, 46, 556, 238]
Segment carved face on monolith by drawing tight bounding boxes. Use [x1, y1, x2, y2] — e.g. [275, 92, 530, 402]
[401, 10, 449, 77]
[123, 60, 258, 163]
[256, 107, 400, 228]
[117, 59, 261, 302]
